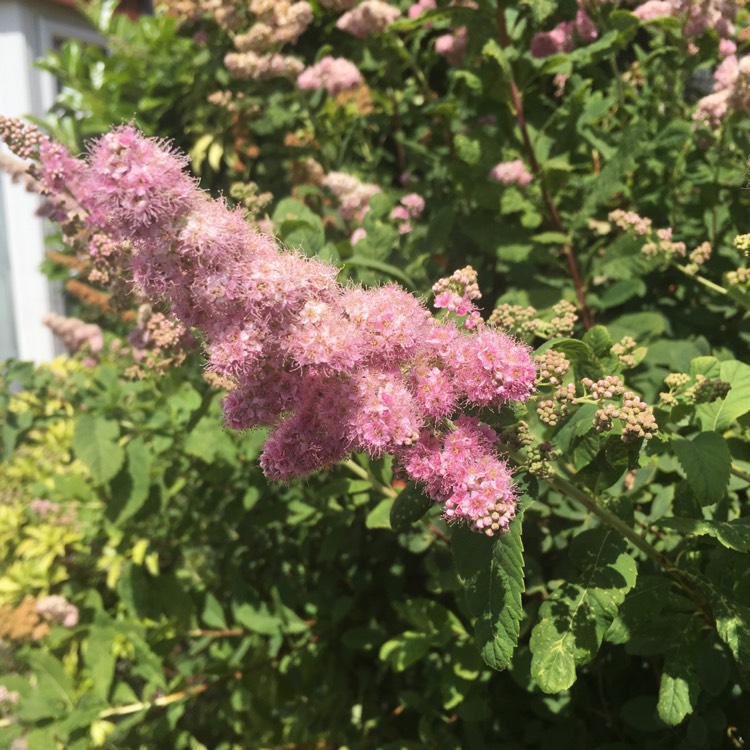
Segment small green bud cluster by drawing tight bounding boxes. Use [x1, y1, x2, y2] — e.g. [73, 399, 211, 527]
[660, 372, 731, 406]
[229, 181, 274, 216]
[733, 233, 750, 256]
[583, 376, 657, 442]
[527, 442, 555, 480]
[726, 267, 750, 286]
[534, 349, 570, 385]
[498, 420, 534, 451]
[488, 300, 577, 339]
[684, 241, 712, 276]
[611, 336, 638, 369]
[488, 303, 539, 338]
[536, 384, 575, 426]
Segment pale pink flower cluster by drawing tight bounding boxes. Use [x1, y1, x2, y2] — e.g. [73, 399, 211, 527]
[336, 0, 401, 38]
[694, 54, 750, 127]
[390, 192, 425, 234]
[320, 0, 357, 8]
[632, 0, 736, 38]
[224, 1, 312, 81]
[350, 227, 368, 245]
[297, 56, 363, 95]
[36, 595, 79, 628]
[530, 9, 598, 58]
[225, 51, 304, 80]
[433, 264, 482, 329]
[322, 171, 382, 222]
[609, 210, 688, 259]
[0, 686, 19, 706]
[408, 0, 436, 19]
[436, 26, 469, 66]
[43, 313, 104, 355]
[489, 159, 533, 186]
[1, 124, 536, 536]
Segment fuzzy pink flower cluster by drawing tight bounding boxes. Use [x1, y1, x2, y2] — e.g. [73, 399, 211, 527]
[694, 54, 750, 126]
[336, 0, 401, 38]
[322, 171, 382, 222]
[489, 159, 533, 186]
[390, 192, 425, 234]
[1, 124, 536, 536]
[36, 595, 79, 628]
[530, 9, 598, 59]
[297, 56, 363, 95]
[632, 0, 736, 38]
[0, 686, 19, 706]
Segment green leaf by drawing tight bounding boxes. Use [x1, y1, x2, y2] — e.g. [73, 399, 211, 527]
[231, 601, 280, 635]
[73, 415, 124, 485]
[452, 503, 527, 671]
[379, 631, 431, 671]
[106, 437, 152, 525]
[697, 360, 750, 430]
[343, 256, 416, 288]
[658, 652, 699, 726]
[454, 134, 481, 165]
[86, 625, 117, 701]
[656, 517, 750, 553]
[530, 529, 637, 693]
[202, 592, 227, 629]
[672, 432, 731, 505]
[366, 498, 393, 529]
[583, 325, 613, 358]
[390, 483, 432, 532]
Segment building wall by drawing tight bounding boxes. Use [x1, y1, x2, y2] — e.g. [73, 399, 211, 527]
[0, 0, 103, 362]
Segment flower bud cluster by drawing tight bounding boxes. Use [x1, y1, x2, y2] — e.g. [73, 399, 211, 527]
[436, 26, 469, 66]
[534, 349, 570, 385]
[661, 372, 731, 405]
[632, 0, 736, 39]
[408, 0, 436, 18]
[9, 125, 537, 536]
[297, 56, 363, 96]
[42, 314, 104, 356]
[0, 686, 19, 707]
[734, 233, 750, 256]
[0, 115, 43, 159]
[223, 1, 313, 81]
[583, 377, 658, 442]
[322, 171, 382, 223]
[610, 210, 688, 262]
[336, 0, 401, 38]
[726, 267, 750, 286]
[536, 384, 575, 426]
[611, 336, 638, 369]
[694, 54, 750, 127]
[488, 159, 533, 187]
[530, 8, 598, 59]
[488, 299, 578, 339]
[684, 241, 712, 276]
[390, 193, 425, 235]
[36, 595, 79, 628]
[527, 442, 556, 480]
[432, 265, 481, 320]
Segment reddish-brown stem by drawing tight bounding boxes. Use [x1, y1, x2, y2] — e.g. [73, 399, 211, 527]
[496, 6, 593, 328]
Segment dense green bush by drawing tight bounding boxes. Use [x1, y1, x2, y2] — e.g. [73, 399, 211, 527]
[2, 0, 750, 748]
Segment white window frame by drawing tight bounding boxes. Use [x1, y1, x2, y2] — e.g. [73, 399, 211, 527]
[0, 0, 102, 362]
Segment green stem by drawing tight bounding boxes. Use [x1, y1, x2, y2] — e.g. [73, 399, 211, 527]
[731, 463, 750, 483]
[674, 264, 728, 297]
[545, 470, 672, 570]
[343, 459, 398, 498]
